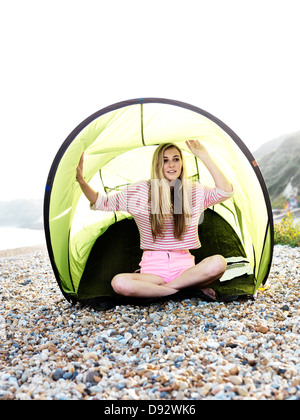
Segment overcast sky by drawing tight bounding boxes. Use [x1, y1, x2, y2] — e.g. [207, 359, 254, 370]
[1, 0, 299, 201]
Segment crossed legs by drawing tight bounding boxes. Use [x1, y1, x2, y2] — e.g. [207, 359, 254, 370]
[111, 255, 227, 299]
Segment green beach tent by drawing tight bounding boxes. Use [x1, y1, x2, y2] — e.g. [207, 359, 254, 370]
[44, 98, 274, 308]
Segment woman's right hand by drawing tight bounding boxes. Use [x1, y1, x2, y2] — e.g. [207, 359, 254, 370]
[75, 153, 98, 204]
[76, 153, 85, 184]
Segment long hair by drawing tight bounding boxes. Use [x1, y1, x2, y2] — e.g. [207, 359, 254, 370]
[150, 143, 191, 241]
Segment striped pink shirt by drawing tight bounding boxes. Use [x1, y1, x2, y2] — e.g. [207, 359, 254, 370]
[91, 180, 233, 250]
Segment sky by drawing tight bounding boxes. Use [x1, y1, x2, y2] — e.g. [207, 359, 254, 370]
[1, 0, 299, 201]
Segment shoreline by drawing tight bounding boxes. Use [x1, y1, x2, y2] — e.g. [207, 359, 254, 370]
[0, 244, 46, 258]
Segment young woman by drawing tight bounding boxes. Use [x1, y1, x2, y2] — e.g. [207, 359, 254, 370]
[76, 140, 234, 300]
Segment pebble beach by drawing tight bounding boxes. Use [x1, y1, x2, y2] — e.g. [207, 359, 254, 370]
[0, 245, 299, 401]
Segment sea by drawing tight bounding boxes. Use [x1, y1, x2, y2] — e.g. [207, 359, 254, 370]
[0, 227, 45, 251]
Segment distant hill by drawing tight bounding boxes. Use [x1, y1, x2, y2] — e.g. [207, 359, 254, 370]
[253, 135, 287, 160]
[0, 199, 43, 229]
[253, 131, 300, 207]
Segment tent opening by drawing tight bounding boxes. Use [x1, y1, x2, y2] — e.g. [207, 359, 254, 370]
[44, 98, 274, 308]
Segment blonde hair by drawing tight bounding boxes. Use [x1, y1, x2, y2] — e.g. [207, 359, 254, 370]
[150, 143, 191, 241]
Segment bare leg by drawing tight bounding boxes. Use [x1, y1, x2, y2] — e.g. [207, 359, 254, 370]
[111, 273, 179, 298]
[111, 255, 226, 300]
[164, 255, 227, 298]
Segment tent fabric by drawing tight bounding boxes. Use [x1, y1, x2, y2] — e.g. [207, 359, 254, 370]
[44, 98, 274, 304]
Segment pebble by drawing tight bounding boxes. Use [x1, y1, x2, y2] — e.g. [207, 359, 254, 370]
[0, 245, 299, 400]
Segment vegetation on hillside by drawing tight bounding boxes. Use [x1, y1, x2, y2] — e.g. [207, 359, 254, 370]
[274, 208, 300, 248]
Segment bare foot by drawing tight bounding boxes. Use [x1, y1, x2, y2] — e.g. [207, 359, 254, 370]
[199, 288, 216, 300]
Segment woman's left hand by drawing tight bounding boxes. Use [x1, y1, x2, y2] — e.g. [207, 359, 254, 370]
[185, 140, 209, 160]
[186, 140, 233, 192]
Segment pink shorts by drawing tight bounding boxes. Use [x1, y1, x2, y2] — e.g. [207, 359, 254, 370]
[139, 250, 195, 283]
